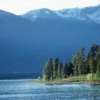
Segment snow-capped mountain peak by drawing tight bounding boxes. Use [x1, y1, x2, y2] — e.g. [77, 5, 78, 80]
[21, 8, 52, 21]
[21, 9, 41, 21]
[21, 5, 100, 24]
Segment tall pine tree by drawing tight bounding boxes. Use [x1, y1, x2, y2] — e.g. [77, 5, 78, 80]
[57, 62, 63, 80]
[72, 52, 79, 76]
[78, 47, 86, 75]
[43, 58, 53, 81]
[53, 57, 59, 80]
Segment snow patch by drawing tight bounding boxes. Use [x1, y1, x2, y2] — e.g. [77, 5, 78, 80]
[22, 9, 40, 21]
[45, 10, 50, 14]
[87, 11, 100, 24]
[54, 8, 85, 20]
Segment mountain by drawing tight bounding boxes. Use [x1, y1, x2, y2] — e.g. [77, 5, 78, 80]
[0, 10, 38, 74]
[21, 5, 100, 24]
[21, 8, 61, 21]
[0, 5, 100, 76]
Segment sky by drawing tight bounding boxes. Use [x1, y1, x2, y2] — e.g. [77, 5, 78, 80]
[0, 0, 100, 15]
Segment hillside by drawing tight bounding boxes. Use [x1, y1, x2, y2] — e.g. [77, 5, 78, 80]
[0, 5, 100, 75]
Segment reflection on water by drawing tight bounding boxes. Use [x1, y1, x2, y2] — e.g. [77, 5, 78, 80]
[0, 79, 100, 100]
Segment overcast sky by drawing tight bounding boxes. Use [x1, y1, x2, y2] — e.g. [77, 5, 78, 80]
[0, 0, 100, 15]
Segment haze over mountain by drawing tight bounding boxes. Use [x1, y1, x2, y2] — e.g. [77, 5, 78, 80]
[0, 5, 100, 75]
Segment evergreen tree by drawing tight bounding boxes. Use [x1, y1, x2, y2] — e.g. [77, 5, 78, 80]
[90, 44, 99, 57]
[97, 60, 100, 73]
[66, 62, 73, 75]
[77, 47, 86, 75]
[53, 57, 59, 80]
[57, 62, 63, 80]
[42, 44, 100, 82]
[89, 45, 99, 74]
[72, 47, 87, 75]
[78, 59, 87, 75]
[72, 52, 79, 76]
[95, 47, 100, 70]
[89, 57, 96, 73]
[95, 47, 100, 59]
[62, 65, 67, 78]
[43, 58, 53, 81]
[85, 53, 91, 74]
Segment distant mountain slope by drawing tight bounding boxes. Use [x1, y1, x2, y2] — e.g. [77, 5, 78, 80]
[21, 5, 100, 24]
[21, 8, 61, 21]
[0, 8, 100, 75]
[0, 10, 37, 73]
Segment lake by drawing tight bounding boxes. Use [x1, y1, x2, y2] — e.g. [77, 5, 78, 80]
[0, 79, 100, 100]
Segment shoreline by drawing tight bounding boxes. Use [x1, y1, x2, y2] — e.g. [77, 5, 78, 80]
[27, 80, 100, 85]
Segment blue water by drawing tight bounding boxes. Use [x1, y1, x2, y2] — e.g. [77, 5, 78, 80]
[0, 79, 100, 100]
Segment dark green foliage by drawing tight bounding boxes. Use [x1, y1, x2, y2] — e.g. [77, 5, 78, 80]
[97, 61, 100, 73]
[85, 53, 91, 73]
[95, 47, 100, 72]
[53, 57, 59, 79]
[77, 47, 86, 75]
[72, 48, 86, 76]
[89, 57, 96, 73]
[66, 62, 73, 75]
[90, 44, 99, 57]
[95, 47, 100, 60]
[88, 45, 99, 74]
[62, 66, 67, 78]
[42, 58, 74, 80]
[78, 60, 87, 75]
[42, 44, 100, 81]
[57, 62, 63, 79]
[72, 53, 79, 76]
[43, 58, 53, 81]
[61, 62, 73, 78]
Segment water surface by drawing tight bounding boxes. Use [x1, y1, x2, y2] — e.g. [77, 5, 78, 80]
[0, 79, 100, 100]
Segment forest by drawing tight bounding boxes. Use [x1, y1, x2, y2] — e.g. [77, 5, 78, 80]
[42, 44, 100, 81]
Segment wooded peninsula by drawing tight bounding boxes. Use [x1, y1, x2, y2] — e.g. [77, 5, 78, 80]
[32, 44, 100, 85]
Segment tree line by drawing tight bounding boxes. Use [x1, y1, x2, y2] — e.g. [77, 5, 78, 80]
[42, 44, 100, 81]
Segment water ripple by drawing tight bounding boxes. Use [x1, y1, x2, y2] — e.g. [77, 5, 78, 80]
[0, 79, 100, 100]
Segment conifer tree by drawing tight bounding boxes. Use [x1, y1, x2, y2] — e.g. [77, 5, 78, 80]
[72, 52, 79, 76]
[66, 62, 73, 75]
[42, 44, 100, 82]
[89, 57, 96, 73]
[78, 59, 86, 75]
[95, 47, 100, 72]
[43, 58, 53, 81]
[53, 57, 59, 80]
[78, 47, 86, 75]
[62, 66, 67, 78]
[90, 44, 99, 57]
[89, 45, 99, 74]
[85, 53, 91, 74]
[57, 62, 63, 80]
[97, 61, 100, 73]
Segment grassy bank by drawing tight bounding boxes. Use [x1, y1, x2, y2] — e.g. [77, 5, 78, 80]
[27, 75, 88, 85]
[63, 75, 87, 84]
[27, 74, 100, 85]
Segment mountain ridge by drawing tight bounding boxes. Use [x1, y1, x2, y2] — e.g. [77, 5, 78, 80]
[21, 4, 100, 24]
